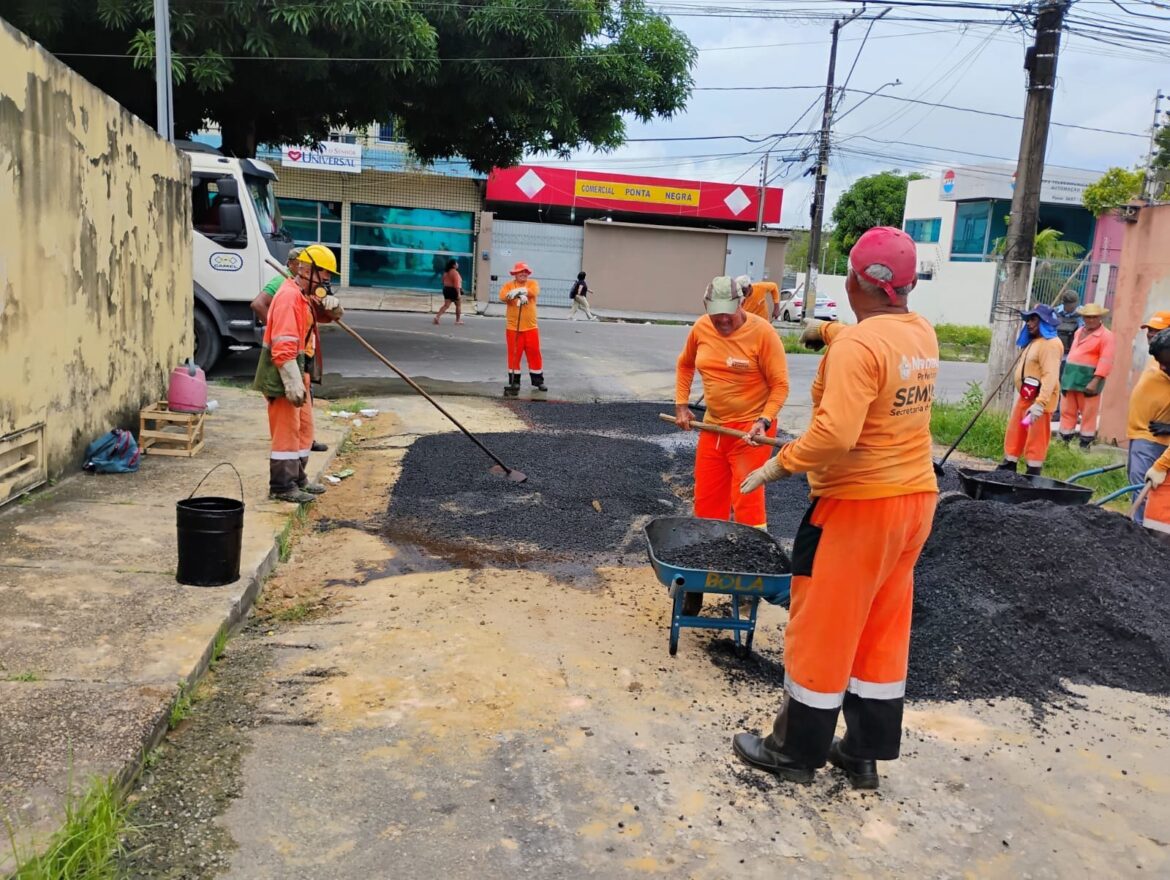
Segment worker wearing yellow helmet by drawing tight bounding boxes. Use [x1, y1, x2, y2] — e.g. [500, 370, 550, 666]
[252, 244, 343, 503]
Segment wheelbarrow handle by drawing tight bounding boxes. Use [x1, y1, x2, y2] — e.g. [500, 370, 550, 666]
[1092, 483, 1144, 507]
[1067, 462, 1127, 483]
[657, 414, 785, 448]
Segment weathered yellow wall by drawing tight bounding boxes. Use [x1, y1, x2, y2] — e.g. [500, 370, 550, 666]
[0, 20, 192, 476]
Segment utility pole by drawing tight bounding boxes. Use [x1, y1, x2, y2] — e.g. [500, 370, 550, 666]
[755, 152, 770, 232]
[803, 6, 877, 317]
[985, 0, 1068, 409]
[1142, 90, 1165, 201]
[154, 0, 174, 140]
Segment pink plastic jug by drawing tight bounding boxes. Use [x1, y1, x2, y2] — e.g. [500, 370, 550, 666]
[168, 360, 208, 413]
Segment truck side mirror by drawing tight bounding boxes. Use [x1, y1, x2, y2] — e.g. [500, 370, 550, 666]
[216, 176, 240, 200]
[218, 202, 245, 236]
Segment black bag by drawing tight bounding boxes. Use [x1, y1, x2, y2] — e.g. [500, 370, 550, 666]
[570, 280, 585, 300]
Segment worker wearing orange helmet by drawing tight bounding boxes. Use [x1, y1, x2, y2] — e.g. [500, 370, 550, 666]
[252, 244, 343, 503]
[731, 227, 938, 791]
[499, 262, 546, 396]
[674, 275, 790, 614]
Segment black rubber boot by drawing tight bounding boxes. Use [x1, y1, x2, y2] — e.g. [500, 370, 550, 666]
[1025, 465, 1043, 476]
[732, 733, 815, 784]
[829, 738, 879, 790]
[995, 460, 1017, 472]
[530, 372, 548, 392]
[1060, 433, 1075, 445]
[310, 440, 328, 452]
[1079, 435, 1095, 450]
[298, 481, 327, 495]
[503, 372, 520, 397]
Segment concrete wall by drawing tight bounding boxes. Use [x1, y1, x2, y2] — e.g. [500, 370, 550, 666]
[1099, 205, 1170, 444]
[582, 221, 787, 316]
[904, 177, 956, 272]
[818, 260, 998, 327]
[0, 20, 192, 479]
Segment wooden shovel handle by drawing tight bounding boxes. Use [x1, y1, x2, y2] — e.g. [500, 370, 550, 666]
[657, 413, 784, 448]
[1130, 484, 1153, 521]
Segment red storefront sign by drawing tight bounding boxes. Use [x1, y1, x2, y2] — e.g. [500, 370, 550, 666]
[486, 165, 783, 224]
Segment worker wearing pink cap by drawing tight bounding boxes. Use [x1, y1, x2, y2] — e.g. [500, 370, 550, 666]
[499, 262, 546, 397]
[732, 227, 939, 791]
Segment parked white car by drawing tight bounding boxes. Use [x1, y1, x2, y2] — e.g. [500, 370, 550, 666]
[779, 291, 838, 322]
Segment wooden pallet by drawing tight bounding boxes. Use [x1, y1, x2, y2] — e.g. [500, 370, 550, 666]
[0, 423, 46, 507]
[139, 402, 205, 457]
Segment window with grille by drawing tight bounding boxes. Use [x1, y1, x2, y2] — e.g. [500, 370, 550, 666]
[276, 197, 342, 265]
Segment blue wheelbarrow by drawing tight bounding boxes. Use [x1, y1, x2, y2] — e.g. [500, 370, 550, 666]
[1066, 463, 1144, 508]
[644, 516, 791, 657]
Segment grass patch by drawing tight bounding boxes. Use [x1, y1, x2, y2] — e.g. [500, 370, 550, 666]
[932, 382, 1131, 500]
[6, 671, 41, 682]
[780, 334, 817, 355]
[276, 504, 310, 563]
[168, 682, 194, 730]
[328, 397, 369, 414]
[6, 776, 128, 879]
[274, 602, 313, 622]
[935, 324, 992, 347]
[210, 628, 229, 667]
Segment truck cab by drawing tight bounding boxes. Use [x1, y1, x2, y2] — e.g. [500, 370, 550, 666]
[182, 142, 293, 371]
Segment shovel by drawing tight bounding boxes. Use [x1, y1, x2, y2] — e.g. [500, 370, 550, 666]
[934, 348, 1026, 476]
[264, 258, 527, 483]
[657, 414, 784, 448]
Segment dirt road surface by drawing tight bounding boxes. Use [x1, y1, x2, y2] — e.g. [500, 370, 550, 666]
[123, 397, 1169, 879]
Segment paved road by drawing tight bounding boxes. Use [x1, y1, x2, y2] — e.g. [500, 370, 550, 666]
[214, 311, 986, 428]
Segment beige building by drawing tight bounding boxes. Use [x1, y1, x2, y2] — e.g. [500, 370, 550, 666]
[0, 20, 192, 498]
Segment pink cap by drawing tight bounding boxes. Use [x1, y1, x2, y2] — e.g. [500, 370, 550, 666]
[848, 226, 918, 301]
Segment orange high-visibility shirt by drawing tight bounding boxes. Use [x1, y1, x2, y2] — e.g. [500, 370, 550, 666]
[675, 314, 789, 425]
[1015, 336, 1065, 413]
[263, 279, 312, 367]
[778, 313, 939, 499]
[743, 282, 780, 321]
[500, 279, 540, 331]
[1127, 364, 1170, 443]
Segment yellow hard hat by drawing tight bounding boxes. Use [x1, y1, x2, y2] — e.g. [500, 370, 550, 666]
[298, 244, 338, 275]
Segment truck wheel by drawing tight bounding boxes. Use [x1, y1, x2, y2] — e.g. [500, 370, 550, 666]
[193, 307, 222, 372]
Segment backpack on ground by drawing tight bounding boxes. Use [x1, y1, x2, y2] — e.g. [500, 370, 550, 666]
[83, 429, 141, 474]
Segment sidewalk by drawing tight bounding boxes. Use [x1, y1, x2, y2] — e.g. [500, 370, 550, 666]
[0, 386, 345, 864]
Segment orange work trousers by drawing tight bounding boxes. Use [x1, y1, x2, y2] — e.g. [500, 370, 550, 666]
[774, 492, 937, 767]
[1145, 482, 1170, 537]
[1059, 390, 1101, 440]
[267, 374, 314, 493]
[1003, 396, 1052, 468]
[693, 420, 777, 528]
[506, 328, 543, 372]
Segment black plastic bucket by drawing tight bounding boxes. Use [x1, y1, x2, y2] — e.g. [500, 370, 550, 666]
[177, 463, 245, 586]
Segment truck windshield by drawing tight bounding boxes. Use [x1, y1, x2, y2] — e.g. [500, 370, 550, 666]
[245, 176, 281, 237]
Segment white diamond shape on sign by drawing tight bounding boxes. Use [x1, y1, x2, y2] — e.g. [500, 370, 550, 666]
[516, 169, 546, 200]
[724, 187, 751, 216]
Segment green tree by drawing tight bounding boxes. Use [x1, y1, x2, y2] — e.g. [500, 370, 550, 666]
[829, 171, 925, 253]
[1153, 125, 1170, 171]
[1081, 167, 1144, 217]
[4, 0, 695, 169]
[992, 227, 1085, 260]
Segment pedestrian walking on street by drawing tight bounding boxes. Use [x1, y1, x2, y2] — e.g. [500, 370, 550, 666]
[1058, 303, 1115, 448]
[997, 304, 1064, 475]
[252, 245, 343, 503]
[736, 275, 781, 323]
[673, 275, 790, 615]
[499, 262, 546, 396]
[435, 259, 464, 325]
[732, 226, 939, 790]
[569, 272, 598, 321]
[1128, 325, 1170, 523]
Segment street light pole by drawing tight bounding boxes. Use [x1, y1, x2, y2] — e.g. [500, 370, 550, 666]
[153, 0, 174, 141]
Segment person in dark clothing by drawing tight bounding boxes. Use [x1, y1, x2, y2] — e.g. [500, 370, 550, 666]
[569, 272, 598, 321]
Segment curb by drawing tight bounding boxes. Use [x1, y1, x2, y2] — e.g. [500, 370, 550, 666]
[111, 437, 348, 798]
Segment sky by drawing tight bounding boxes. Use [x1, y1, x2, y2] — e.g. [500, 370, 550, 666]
[527, 0, 1170, 228]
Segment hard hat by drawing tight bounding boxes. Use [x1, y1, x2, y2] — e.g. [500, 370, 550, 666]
[1079, 302, 1108, 317]
[703, 276, 742, 316]
[734, 274, 753, 292]
[298, 244, 338, 275]
[1141, 311, 1170, 332]
[848, 227, 918, 301]
[510, 262, 533, 275]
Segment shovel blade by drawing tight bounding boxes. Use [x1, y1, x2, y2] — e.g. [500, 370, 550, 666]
[489, 464, 528, 483]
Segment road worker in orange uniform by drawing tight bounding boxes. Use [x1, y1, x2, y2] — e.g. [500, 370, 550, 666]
[736, 275, 781, 322]
[1059, 302, 1115, 448]
[1135, 329, 1170, 536]
[674, 276, 789, 614]
[998, 304, 1064, 475]
[252, 245, 343, 503]
[499, 262, 546, 396]
[731, 227, 938, 790]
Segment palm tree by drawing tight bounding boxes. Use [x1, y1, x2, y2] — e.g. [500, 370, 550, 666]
[992, 226, 1086, 260]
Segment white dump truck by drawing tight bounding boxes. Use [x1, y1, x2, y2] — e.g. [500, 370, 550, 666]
[181, 141, 294, 371]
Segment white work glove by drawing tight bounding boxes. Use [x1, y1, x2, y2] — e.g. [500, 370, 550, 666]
[799, 319, 828, 351]
[506, 288, 525, 301]
[1026, 403, 1045, 421]
[739, 454, 792, 494]
[320, 294, 343, 319]
[278, 360, 306, 406]
[517, 294, 529, 305]
[1146, 466, 1167, 489]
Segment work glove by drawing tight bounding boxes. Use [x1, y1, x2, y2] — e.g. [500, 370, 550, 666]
[739, 453, 791, 494]
[320, 294, 344, 320]
[1149, 421, 1170, 437]
[1026, 402, 1046, 422]
[506, 288, 526, 301]
[1146, 466, 1167, 489]
[278, 360, 306, 406]
[1083, 378, 1103, 397]
[517, 295, 529, 305]
[799, 319, 828, 352]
